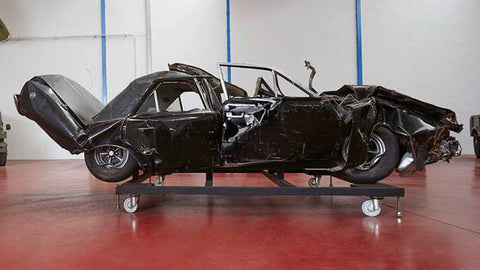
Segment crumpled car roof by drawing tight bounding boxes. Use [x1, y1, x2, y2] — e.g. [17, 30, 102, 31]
[92, 71, 198, 122]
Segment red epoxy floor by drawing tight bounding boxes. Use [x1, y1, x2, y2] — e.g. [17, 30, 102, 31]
[1, 157, 480, 269]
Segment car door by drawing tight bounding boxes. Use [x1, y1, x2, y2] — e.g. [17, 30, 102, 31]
[278, 97, 346, 161]
[123, 79, 220, 173]
[272, 74, 348, 163]
[220, 72, 347, 166]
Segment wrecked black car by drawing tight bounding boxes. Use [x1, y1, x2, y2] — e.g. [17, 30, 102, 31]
[14, 62, 462, 184]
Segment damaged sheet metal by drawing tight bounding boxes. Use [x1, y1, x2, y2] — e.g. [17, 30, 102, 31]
[14, 62, 462, 184]
[322, 84, 462, 174]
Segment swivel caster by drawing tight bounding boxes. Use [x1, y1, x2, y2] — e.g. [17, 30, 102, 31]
[361, 198, 382, 217]
[308, 176, 320, 187]
[124, 196, 140, 213]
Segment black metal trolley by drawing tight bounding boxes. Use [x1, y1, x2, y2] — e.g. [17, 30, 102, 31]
[115, 171, 404, 217]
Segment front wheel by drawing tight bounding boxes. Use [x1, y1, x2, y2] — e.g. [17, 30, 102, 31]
[335, 127, 399, 184]
[85, 146, 138, 182]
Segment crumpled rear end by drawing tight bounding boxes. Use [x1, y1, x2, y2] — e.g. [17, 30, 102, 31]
[323, 84, 463, 176]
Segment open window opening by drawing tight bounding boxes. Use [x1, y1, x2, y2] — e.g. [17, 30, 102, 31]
[136, 81, 208, 114]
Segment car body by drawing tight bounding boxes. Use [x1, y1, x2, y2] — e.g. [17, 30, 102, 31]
[15, 62, 462, 183]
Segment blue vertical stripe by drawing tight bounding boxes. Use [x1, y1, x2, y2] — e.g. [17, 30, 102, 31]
[226, 0, 231, 83]
[101, 0, 108, 104]
[355, 0, 363, 85]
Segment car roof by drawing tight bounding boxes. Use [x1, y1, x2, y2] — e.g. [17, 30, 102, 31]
[92, 71, 200, 122]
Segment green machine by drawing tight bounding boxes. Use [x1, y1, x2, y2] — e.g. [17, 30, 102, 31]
[0, 18, 10, 42]
[0, 112, 10, 166]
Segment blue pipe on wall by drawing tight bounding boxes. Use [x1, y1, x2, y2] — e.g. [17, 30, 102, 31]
[355, 0, 363, 85]
[226, 0, 231, 83]
[101, 0, 108, 104]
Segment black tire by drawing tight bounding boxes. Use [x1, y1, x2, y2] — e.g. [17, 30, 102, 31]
[84, 146, 138, 182]
[0, 152, 6, 166]
[335, 127, 399, 184]
[474, 136, 480, 159]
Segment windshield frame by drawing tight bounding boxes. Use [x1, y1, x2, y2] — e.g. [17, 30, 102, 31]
[216, 62, 317, 98]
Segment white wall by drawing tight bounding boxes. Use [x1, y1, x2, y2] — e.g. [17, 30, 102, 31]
[362, 0, 480, 154]
[231, 0, 357, 92]
[0, 0, 146, 159]
[105, 0, 147, 99]
[150, 0, 226, 75]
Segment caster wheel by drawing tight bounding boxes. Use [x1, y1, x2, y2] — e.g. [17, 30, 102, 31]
[308, 177, 319, 187]
[124, 197, 139, 213]
[362, 199, 381, 217]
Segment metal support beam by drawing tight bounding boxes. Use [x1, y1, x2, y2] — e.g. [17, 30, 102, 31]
[205, 171, 213, 187]
[226, 0, 232, 83]
[263, 171, 295, 187]
[116, 182, 404, 197]
[100, 0, 108, 104]
[355, 0, 363, 85]
[145, 0, 152, 74]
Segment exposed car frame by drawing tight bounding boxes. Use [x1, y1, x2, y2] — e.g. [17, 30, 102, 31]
[216, 62, 316, 98]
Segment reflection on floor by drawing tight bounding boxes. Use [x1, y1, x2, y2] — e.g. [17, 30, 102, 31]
[1, 156, 480, 269]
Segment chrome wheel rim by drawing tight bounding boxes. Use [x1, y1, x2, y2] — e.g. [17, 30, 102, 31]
[94, 146, 129, 169]
[342, 133, 386, 171]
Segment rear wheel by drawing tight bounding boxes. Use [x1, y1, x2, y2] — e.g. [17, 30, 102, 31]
[335, 127, 399, 184]
[85, 146, 138, 182]
[474, 135, 480, 159]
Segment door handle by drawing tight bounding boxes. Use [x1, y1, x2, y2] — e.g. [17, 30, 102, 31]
[226, 112, 245, 119]
[137, 126, 155, 133]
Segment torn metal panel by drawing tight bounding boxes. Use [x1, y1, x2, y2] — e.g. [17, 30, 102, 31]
[322, 84, 462, 174]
